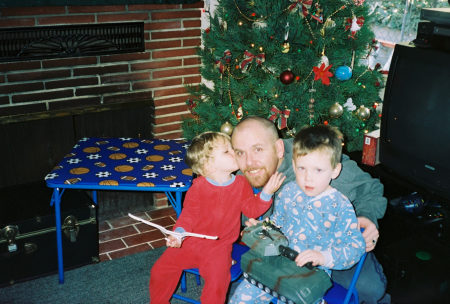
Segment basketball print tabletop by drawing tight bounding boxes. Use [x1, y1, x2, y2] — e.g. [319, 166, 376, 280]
[45, 137, 193, 190]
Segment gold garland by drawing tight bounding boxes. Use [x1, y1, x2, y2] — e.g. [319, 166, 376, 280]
[233, 0, 271, 22]
[354, 68, 370, 84]
[233, 0, 318, 39]
[226, 71, 239, 120]
[228, 0, 364, 114]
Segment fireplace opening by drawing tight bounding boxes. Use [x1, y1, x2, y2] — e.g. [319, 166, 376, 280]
[0, 100, 155, 224]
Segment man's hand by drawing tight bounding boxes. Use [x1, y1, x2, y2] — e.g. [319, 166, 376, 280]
[358, 216, 379, 252]
[295, 250, 325, 267]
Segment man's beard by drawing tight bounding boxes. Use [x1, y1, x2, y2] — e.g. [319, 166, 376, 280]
[243, 169, 271, 188]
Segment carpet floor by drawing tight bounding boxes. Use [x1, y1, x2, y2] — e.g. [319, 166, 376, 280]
[0, 247, 213, 304]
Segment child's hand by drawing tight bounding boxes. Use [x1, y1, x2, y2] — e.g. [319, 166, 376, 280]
[241, 218, 261, 236]
[244, 217, 261, 227]
[295, 250, 325, 267]
[262, 171, 286, 195]
[165, 235, 182, 248]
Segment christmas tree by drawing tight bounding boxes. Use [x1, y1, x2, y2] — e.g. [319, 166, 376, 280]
[183, 0, 384, 152]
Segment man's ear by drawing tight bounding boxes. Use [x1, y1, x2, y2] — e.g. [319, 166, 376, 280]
[331, 162, 342, 180]
[275, 138, 284, 159]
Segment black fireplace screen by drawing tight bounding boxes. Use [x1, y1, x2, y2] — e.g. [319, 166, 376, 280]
[0, 22, 145, 62]
[0, 0, 198, 7]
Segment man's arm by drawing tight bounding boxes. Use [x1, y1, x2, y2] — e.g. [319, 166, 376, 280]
[331, 154, 387, 228]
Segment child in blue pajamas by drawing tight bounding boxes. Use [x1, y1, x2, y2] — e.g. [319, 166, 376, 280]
[229, 125, 366, 303]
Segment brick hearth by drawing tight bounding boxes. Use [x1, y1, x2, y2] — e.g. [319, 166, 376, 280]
[98, 207, 176, 262]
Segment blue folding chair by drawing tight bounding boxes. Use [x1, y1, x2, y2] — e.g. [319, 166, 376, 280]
[271, 227, 368, 304]
[171, 242, 250, 303]
[269, 252, 368, 304]
[323, 252, 368, 304]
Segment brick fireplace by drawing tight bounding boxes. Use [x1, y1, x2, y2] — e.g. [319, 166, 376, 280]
[0, 0, 202, 209]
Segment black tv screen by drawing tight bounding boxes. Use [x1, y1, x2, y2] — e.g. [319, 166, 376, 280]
[380, 43, 450, 201]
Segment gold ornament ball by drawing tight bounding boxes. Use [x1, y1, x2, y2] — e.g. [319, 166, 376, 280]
[220, 121, 233, 135]
[281, 41, 290, 53]
[329, 103, 344, 118]
[356, 106, 371, 120]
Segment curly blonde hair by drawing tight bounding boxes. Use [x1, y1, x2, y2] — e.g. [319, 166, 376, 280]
[185, 131, 231, 176]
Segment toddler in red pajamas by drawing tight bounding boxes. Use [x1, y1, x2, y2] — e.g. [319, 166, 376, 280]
[149, 131, 284, 303]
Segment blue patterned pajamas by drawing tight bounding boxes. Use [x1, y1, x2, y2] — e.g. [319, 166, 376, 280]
[229, 182, 365, 303]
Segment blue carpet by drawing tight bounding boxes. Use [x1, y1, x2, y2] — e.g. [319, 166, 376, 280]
[0, 247, 209, 304]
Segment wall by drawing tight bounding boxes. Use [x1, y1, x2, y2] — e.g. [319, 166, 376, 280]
[0, 2, 202, 207]
[0, 1, 202, 139]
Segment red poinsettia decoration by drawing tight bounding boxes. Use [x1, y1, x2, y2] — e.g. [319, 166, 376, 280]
[313, 63, 333, 85]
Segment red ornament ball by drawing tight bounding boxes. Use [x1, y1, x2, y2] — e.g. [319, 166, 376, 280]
[280, 70, 295, 85]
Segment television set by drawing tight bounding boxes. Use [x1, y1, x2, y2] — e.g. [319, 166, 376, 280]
[380, 43, 450, 202]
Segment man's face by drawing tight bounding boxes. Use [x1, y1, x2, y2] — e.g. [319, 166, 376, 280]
[231, 122, 282, 188]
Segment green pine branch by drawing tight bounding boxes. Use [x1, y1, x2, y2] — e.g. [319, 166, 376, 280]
[183, 0, 388, 151]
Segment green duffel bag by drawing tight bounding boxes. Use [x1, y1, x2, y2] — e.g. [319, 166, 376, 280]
[241, 250, 332, 304]
[241, 219, 288, 257]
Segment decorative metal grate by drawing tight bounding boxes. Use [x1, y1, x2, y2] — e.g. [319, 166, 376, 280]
[0, 0, 199, 8]
[0, 22, 145, 62]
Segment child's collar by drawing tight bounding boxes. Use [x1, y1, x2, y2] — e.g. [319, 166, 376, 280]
[205, 174, 236, 186]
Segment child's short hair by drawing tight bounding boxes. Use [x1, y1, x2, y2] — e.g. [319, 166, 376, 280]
[293, 125, 343, 168]
[185, 131, 231, 176]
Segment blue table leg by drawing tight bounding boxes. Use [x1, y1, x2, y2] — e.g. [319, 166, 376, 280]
[165, 191, 182, 217]
[175, 191, 182, 217]
[51, 188, 65, 284]
[92, 190, 98, 205]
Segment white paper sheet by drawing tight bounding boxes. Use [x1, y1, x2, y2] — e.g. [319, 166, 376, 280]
[128, 213, 218, 240]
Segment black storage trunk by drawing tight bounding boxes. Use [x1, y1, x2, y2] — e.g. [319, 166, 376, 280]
[0, 182, 99, 286]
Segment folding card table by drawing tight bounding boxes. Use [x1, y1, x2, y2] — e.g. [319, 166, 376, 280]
[45, 137, 193, 283]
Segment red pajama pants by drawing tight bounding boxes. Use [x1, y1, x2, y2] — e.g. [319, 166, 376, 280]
[149, 240, 232, 304]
